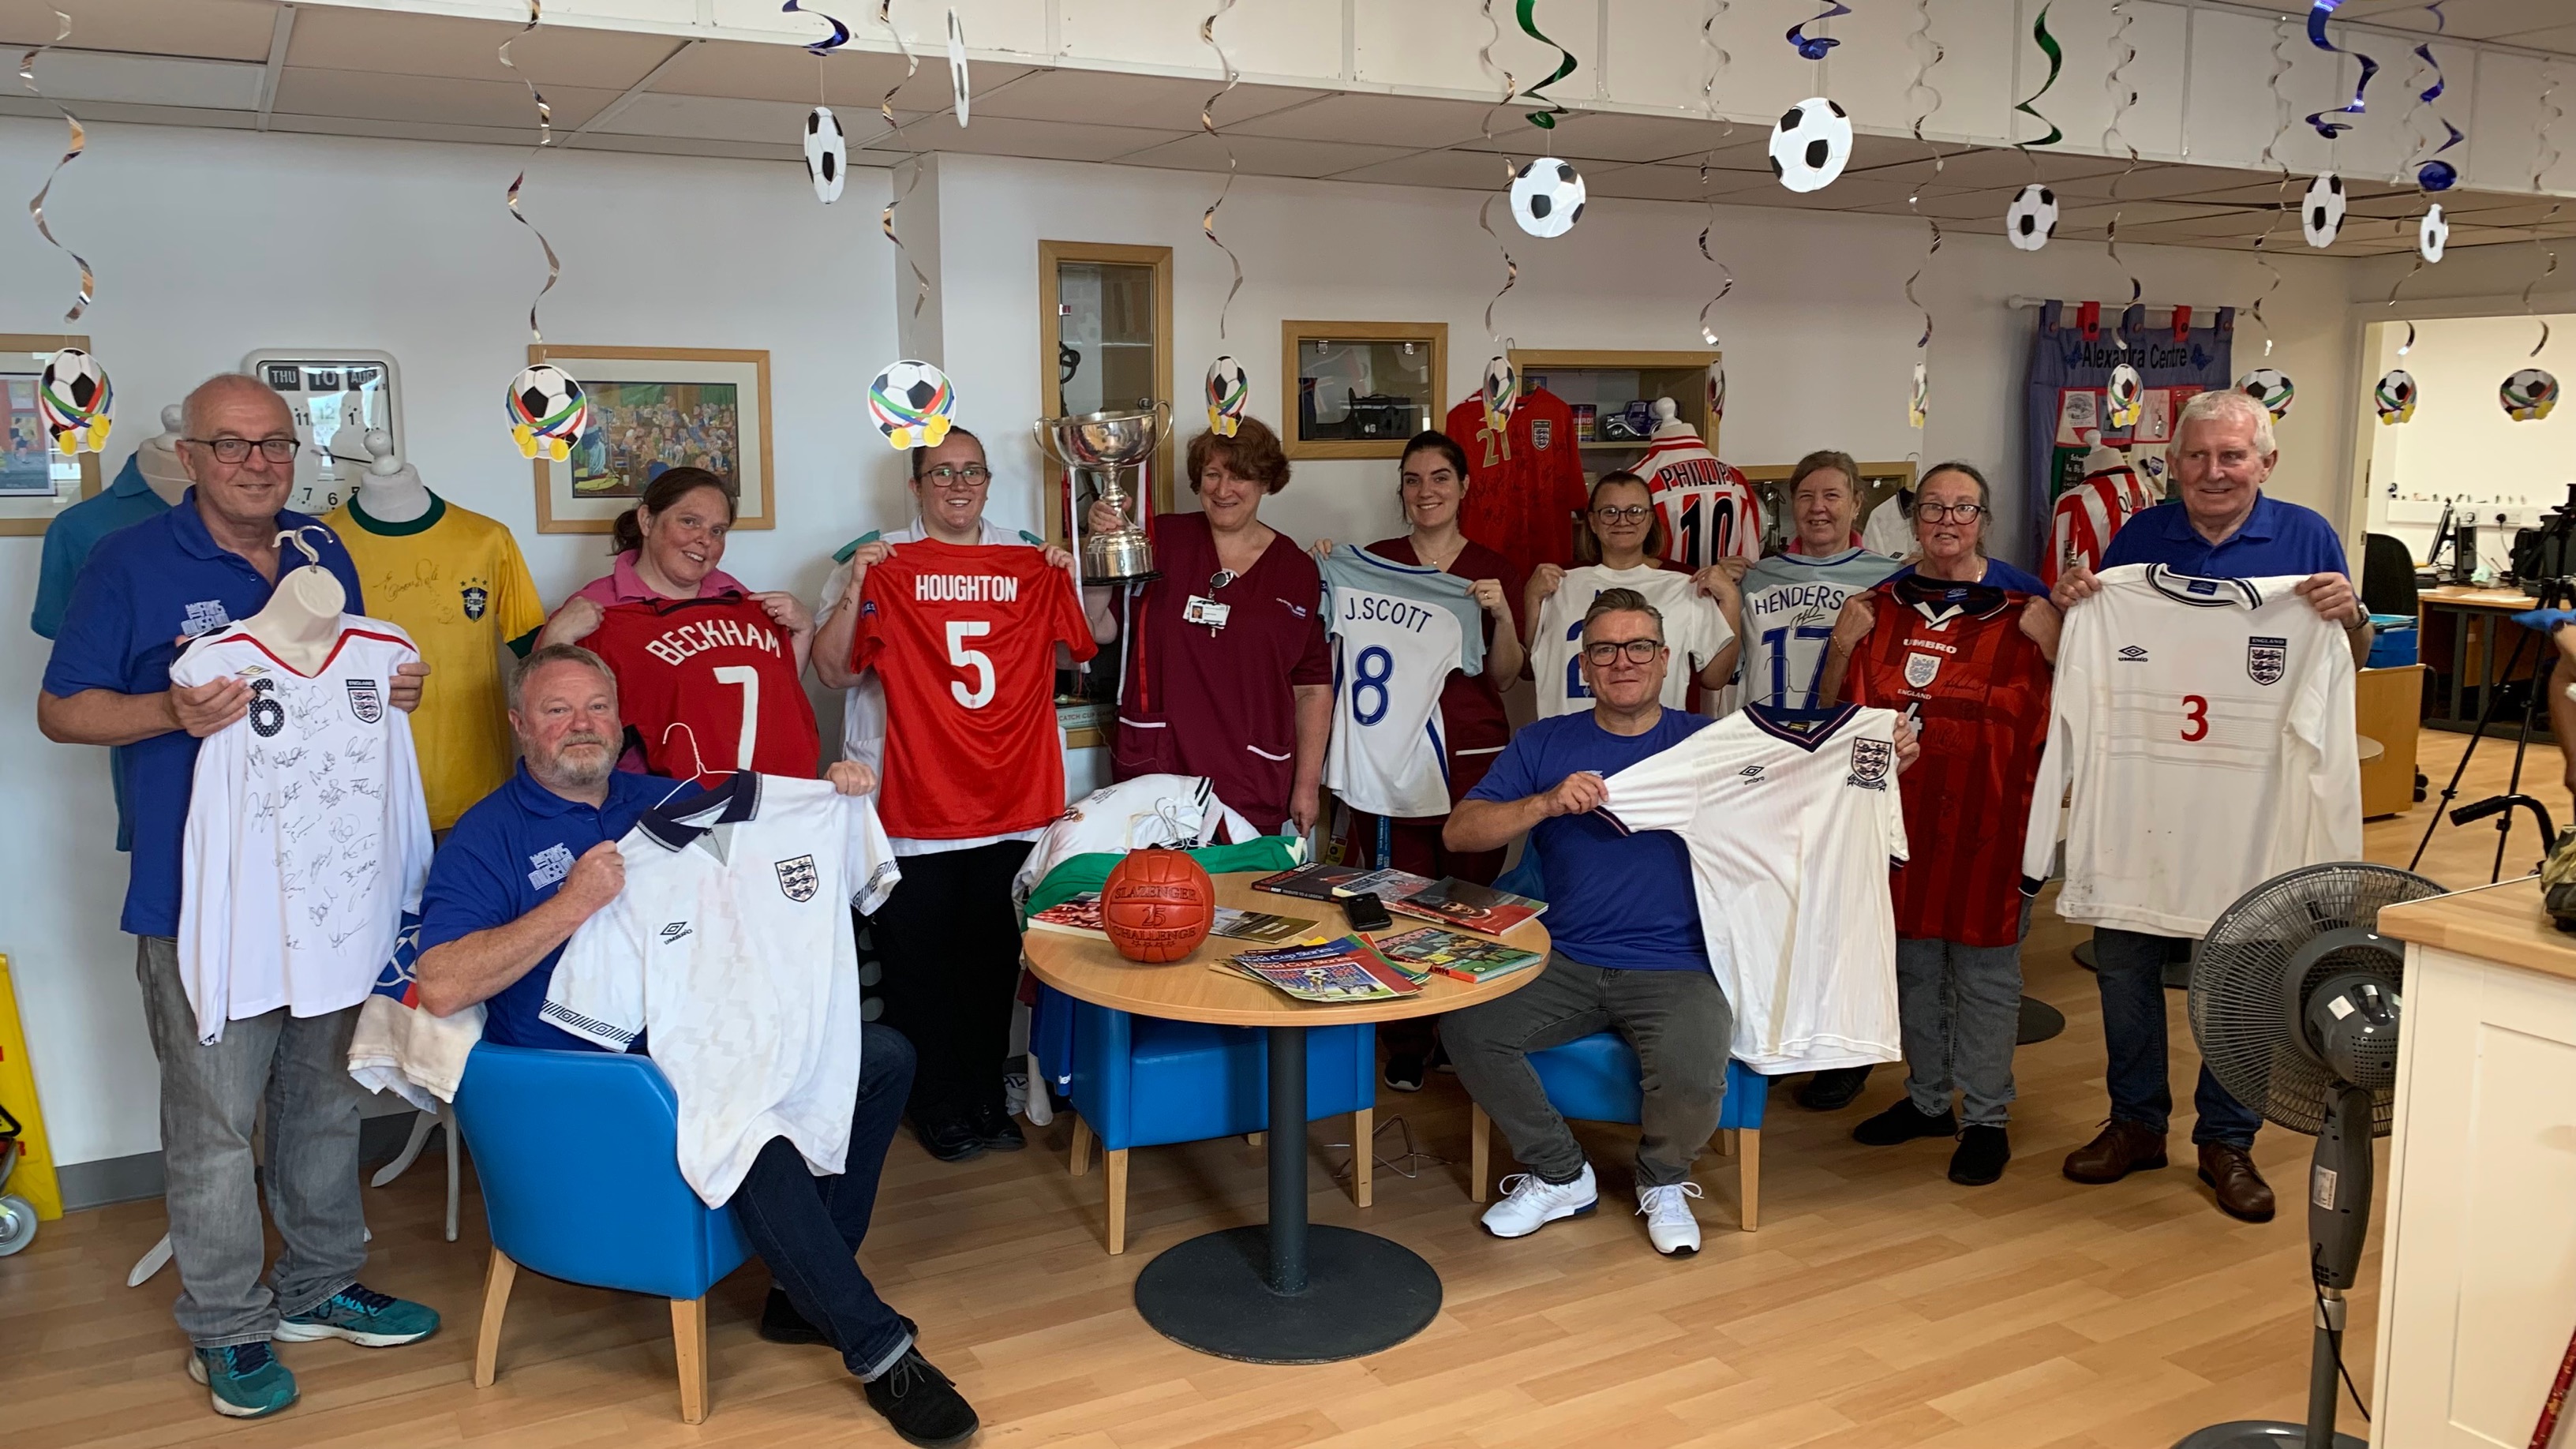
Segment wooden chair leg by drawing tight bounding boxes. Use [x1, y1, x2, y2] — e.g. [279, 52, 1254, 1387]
[670, 1296, 709, 1424]
[1246, 1131, 1265, 1146]
[1351, 1107, 1373, 1208]
[1738, 1129, 1761, 1232]
[473, 1249, 517, 1388]
[1720, 1127, 1739, 1159]
[1469, 1103, 1491, 1204]
[1067, 1113, 1092, 1177]
[1105, 1148, 1130, 1256]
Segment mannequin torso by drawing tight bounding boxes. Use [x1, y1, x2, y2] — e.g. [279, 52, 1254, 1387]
[350, 429, 432, 524]
[137, 404, 190, 507]
[242, 530, 350, 674]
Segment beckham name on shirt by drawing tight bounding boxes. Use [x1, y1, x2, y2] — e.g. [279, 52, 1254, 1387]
[914, 573, 1020, 602]
[643, 617, 784, 665]
[1339, 593, 1439, 632]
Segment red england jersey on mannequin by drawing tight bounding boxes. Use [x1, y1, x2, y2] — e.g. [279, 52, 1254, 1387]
[587, 593, 822, 785]
[851, 540, 1096, 841]
[1445, 387, 1589, 585]
[1842, 574, 2053, 945]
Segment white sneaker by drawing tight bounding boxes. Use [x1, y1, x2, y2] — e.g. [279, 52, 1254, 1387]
[1638, 1181, 1705, 1256]
[1481, 1163, 1598, 1238]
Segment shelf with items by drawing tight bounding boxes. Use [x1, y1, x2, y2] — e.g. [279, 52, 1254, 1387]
[1283, 320, 1447, 459]
[1506, 348, 1719, 474]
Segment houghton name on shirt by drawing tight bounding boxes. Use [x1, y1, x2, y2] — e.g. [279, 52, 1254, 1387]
[911, 572, 1020, 603]
[642, 616, 785, 666]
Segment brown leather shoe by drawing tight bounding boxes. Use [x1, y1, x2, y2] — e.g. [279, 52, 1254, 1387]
[2196, 1143, 2277, 1222]
[2061, 1119, 2169, 1183]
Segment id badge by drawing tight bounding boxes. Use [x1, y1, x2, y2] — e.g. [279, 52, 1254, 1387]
[1184, 595, 1232, 631]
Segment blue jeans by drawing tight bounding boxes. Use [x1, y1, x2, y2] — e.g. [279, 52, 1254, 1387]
[728, 1022, 917, 1381]
[2091, 927, 2262, 1149]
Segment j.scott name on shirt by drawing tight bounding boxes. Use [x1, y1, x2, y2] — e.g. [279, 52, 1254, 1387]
[644, 617, 784, 665]
[1340, 593, 1440, 632]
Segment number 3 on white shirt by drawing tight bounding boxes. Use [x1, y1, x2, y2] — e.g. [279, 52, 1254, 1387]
[947, 620, 996, 709]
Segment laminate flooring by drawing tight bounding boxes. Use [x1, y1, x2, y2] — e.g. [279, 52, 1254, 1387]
[0, 728, 2543, 1448]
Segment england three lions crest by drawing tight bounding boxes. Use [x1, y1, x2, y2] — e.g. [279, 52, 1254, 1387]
[2246, 635, 2288, 686]
[1903, 651, 1941, 689]
[345, 678, 384, 724]
[1847, 737, 1892, 789]
[774, 854, 820, 903]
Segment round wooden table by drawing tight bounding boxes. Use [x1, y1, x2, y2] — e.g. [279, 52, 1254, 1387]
[1022, 871, 1549, 1364]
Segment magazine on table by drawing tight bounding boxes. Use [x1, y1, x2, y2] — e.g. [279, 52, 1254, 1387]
[1383, 877, 1547, 934]
[1369, 927, 1545, 983]
[1219, 937, 1423, 1002]
[1026, 893, 1106, 936]
[1210, 905, 1320, 945]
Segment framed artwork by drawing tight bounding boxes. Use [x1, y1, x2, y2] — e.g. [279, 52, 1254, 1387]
[242, 348, 404, 516]
[0, 334, 103, 537]
[530, 346, 773, 534]
[1283, 321, 1447, 459]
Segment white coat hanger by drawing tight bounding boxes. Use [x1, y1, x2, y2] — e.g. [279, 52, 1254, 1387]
[659, 721, 730, 784]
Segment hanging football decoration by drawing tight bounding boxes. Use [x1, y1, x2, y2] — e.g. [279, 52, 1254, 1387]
[1509, 157, 1587, 238]
[1767, 99, 1852, 193]
[2502, 368, 2559, 422]
[2302, 172, 2346, 248]
[2373, 369, 2418, 424]
[506, 362, 588, 462]
[869, 359, 955, 450]
[1483, 355, 1518, 436]
[1205, 355, 1248, 437]
[947, 7, 970, 125]
[2238, 367, 2296, 420]
[38, 346, 113, 455]
[1908, 362, 1929, 430]
[2303, 0, 2380, 140]
[804, 107, 846, 203]
[2419, 204, 2449, 262]
[2005, 184, 2057, 250]
[2106, 364, 2144, 429]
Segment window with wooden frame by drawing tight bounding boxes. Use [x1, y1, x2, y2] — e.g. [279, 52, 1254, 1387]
[1283, 321, 1447, 459]
[1039, 241, 1173, 545]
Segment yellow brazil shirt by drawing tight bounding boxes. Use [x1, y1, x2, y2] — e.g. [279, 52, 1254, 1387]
[325, 493, 546, 829]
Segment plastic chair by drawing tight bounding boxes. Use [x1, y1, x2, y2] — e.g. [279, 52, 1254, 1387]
[449, 1043, 753, 1425]
[1464, 1038, 1769, 1230]
[2361, 532, 2421, 619]
[1058, 999, 1376, 1254]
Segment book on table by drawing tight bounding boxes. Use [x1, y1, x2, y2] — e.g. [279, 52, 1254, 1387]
[1220, 936, 1424, 1002]
[1027, 893, 1107, 936]
[1249, 863, 1437, 903]
[1029, 893, 1319, 946]
[1383, 877, 1547, 934]
[1369, 927, 1546, 983]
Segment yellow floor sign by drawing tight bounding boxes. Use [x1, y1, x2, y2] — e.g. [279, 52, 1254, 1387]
[0, 953, 64, 1219]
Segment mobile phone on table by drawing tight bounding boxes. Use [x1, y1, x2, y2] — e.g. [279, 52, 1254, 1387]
[1341, 892, 1395, 932]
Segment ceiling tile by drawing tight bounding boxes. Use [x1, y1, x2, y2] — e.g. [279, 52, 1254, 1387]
[591, 92, 904, 148]
[286, 6, 679, 90]
[1327, 150, 1518, 190]
[0, 0, 278, 62]
[1456, 109, 1735, 165]
[570, 131, 806, 165]
[864, 114, 1186, 164]
[1580, 163, 1731, 202]
[1111, 132, 1417, 179]
[270, 69, 623, 131]
[968, 69, 1320, 133]
[1225, 93, 1498, 151]
[1850, 146, 2129, 192]
[646, 36, 1025, 114]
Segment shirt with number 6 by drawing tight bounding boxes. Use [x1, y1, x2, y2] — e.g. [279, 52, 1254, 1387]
[851, 539, 1098, 843]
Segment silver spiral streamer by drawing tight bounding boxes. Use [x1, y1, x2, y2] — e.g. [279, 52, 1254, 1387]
[1200, 0, 1243, 339]
[878, 0, 930, 319]
[18, 10, 92, 326]
[499, 2, 560, 343]
[1696, 0, 1735, 347]
[1900, 0, 1943, 351]
[2247, 17, 2295, 358]
[1475, 0, 1519, 347]
[2102, 2, 2141, 350]
[2525, 66, 2563, 358]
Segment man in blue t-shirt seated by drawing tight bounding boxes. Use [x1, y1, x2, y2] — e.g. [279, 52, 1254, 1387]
[411, 646, 977, 1448]
[1440, 586, 1732, 1258]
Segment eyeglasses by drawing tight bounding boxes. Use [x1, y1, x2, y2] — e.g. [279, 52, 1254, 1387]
[185, 436, 300, 465]
[921, 464, 991, 486]
[1591, 504, 1652, 523]
[1916, 501, 1987, 522]
[1582, 638, 1664, 665]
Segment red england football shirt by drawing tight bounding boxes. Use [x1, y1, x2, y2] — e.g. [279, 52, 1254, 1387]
[851, 539, 1096, 840]
[1446, 388, 1589, 586]
[587, 593, 822, 785]
[1842, 574, 2054, 946]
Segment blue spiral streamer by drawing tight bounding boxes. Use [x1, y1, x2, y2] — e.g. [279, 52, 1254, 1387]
[2410, 3, 2461, 191]
[1788, 0, 1851, 62]
[2304, 0, 2380, 140]
[781, 2, 851, 56]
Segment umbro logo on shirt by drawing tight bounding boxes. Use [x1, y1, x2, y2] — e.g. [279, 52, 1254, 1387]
[660, 921, 693, 944]
[2117, 644, 2150, 662]
[1738, 764, 1765, 779]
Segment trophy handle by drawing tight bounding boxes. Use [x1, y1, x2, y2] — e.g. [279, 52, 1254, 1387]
[1030, 419, 1065, 466]
[1151, 399, 1172, 441]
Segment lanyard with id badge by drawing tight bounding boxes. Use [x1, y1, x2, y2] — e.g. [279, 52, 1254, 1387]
[1185, 567, 1237, 635]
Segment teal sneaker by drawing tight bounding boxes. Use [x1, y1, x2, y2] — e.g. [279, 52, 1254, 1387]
[275, 1282, 440, 1347]
[188, 1340, 299, 1418]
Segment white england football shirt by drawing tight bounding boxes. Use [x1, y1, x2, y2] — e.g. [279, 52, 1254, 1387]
[1530, 564, 1735, 719]
[546, 773, 901, 1207]
[1734, 547, 1902, 711]
[171, 617, 434, 1045]
[1600, 702, 1908, 1073]
[2021, 564, 2362, 936]
[1320, 545, 1488, 818]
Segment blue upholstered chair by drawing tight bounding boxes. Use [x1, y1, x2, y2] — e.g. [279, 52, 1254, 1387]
[1461, 857, 1771, 1230]
[1059, 1002, 1377, 1254]
[450, 1043, 752, 1424]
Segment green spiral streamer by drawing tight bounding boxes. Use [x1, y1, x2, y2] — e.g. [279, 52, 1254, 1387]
[1515, 0, 1578, 129]
[2013, 6, 2064, 148]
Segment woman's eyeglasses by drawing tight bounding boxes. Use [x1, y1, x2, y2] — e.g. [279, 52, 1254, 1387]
[921, 464, 992, 487]
[1917, 502, 1986, 522]
[1590, 504, 1652, 523]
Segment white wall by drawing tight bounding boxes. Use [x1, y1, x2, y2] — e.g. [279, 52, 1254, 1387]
[2362, 313, 2576, 556]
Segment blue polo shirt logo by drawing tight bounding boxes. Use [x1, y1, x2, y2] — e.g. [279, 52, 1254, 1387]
[182, 600, 230, 636]
[527, 843, 575, 889]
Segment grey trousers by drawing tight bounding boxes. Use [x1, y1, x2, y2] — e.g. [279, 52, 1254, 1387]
[136, 934, 369, 1347]
[1443, 951, 1732, 1189]
[1895, 935, 2024, 1127]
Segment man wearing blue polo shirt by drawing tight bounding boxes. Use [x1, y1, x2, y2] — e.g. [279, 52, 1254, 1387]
[36, 374, 436, 1419]
[2050, 388, 2374, 1223]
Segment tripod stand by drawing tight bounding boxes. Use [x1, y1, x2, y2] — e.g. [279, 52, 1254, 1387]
[2409, 575, 2570, 883]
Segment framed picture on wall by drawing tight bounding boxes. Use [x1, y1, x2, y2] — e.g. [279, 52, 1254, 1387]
[530, 345, 773, 534]
[1282, 320, 1447, 460]
[0, 334, 104, 537]
[242, 348, 405, 517]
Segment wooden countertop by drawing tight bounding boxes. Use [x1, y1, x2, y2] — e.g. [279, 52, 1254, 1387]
[2417, 586, 2541, 610]
[2376, 877, 2576, 983]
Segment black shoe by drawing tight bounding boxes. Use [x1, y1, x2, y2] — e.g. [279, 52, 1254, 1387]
[1383, 1053, 1425, 1093]
[863, 1346, 980, 1447]
[912, 1114, 986, 1163]
[762, 1290, 919, 1350]
[970, 1103, 1024, 1152]
[1793, 1065, 1872, 1111]
[1949, 1125, 2011, 1186]
[1852, 1099, 1956, 1147]
[1429, 1040, 1455, 1074]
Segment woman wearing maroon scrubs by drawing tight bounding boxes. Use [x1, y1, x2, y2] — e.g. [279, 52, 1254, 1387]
[1089, 417, 1331, 836]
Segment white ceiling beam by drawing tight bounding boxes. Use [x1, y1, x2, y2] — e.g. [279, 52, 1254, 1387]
[566, 37, 705, 144]
[256, 3, 296, 132]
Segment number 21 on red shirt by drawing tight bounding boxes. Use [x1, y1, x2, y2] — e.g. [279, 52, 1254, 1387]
[2179, 694, 2209, 742]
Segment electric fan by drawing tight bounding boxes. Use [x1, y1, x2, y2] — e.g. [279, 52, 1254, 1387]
[2173, 861, 2444, 1449]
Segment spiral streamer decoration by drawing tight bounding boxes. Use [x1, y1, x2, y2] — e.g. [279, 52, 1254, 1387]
[2246, 17, 2297, 358]
[877, 0, 930, 320]
[1788, 1, 1850, 62]
[781, 1, 852, 55]
[499, 2, 560, 344]
[1197, 1, 1244, 339]
[1695, 0, 1735, 347]
[2402, 2, 2462, 191]
[2013, 6, 2065, 149]
[2524, 66, 2563, 358]
[2304, 0, 2379, 141]
[1514, 0, 1577, 129]
[1476, 2, 1521, 346]
[2102, 2, 2143, 349]
[1901, 0, 1943, 353]
[18, 11, 92, 326]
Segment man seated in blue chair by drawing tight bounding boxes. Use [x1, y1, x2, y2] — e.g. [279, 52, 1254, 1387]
[413, 645, 978, 1447]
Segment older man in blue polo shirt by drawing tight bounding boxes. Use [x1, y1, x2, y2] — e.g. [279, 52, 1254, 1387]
[2050, 387, 2374, 1224]
[36, 374, 436, 1420]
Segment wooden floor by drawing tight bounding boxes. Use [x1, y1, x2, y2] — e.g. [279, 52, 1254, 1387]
[1, 731, 2549, 1448]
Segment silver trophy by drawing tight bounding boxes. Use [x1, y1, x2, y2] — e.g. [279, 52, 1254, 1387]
[1036, 400, 1167, 586]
